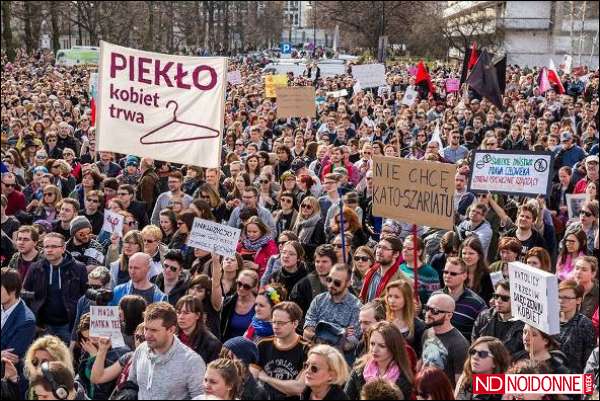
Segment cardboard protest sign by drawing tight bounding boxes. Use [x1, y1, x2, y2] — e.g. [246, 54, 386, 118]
[509, 261, 560, 335]
[187, 218, 241, 258]
[445, 78, 460, 93]
[372, 156, 457, 230]
[468, 150, 554, 197]
[326, 89, 348, 98]
[227, 70, 242, 85]
[402, 87, 418, 106]
[276, 86, 316, 119]
[264, 74, 288, 98]
[102, 209, 124, 237]
[96, 41, 227, 168]
[566, 193, 587, 219]
[352, 64, 386, 88]
[90, 306, 126, 348]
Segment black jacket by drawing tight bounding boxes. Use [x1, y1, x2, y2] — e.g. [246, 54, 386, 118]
[182, 328, 223, 365]
[22, 252, 88, 325]
[471, 308, 525, 355]
[153, 270, 191, 306]
[127, 200, 149, 228]
[301, 384, 348, 400]
[344, 365, 413, 400]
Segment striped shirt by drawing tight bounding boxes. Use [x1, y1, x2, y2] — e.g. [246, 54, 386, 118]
[433, 287, 487, 341]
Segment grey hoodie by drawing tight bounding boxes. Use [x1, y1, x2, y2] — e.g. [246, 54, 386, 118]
[128, 335, 206, 400]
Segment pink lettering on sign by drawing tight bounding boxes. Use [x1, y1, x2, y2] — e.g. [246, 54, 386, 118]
[110, 52, 218, 91]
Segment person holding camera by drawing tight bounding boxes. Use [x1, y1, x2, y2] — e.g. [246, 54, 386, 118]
[69, 266, 112, 352]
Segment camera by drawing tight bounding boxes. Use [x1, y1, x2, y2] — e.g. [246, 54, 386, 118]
[85, 288, 114, 306]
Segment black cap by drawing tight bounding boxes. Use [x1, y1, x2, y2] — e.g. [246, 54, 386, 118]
[290, 157, 306, 173]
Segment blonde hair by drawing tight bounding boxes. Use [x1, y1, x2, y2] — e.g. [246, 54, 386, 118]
[24, 335, 73, 379]
[141, 224, 163, 242]
[384, 280, 416, 338]
[307, 344, 350, 386]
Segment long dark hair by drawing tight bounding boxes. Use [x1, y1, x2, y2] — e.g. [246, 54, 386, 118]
[460, 237, 489, 294]
[175, 295, 206, 344]
[119, 295, 147, 336]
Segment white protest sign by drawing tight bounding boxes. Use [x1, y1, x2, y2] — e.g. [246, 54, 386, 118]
[353, 81, 362, 94]
[227, 70, 242, 85]
[468, 150, 554, 197]
[90, 306, 126, 348]
[102, 209, 124, 237]
[96, 41, 227, 168]
[326, 89, 348, 98]
[509, 262, 559, 335]
[377, 85, 391, 97]
[402, 87, 418, 106]
[352, 64, 386, 88]
[187, 218, 241, 258]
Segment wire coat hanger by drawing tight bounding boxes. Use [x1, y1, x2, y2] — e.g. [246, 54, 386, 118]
[139, 100, 220, 145]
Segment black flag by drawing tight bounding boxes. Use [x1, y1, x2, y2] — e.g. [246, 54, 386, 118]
[466, 51, 504, 110]
[460, 47, 472, 85]
[495, 55, 507, 95]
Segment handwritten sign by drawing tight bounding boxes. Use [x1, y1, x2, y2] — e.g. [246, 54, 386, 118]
[445, 78, 460, 93]
[102, 209, 124, 237]
[566, 193, 587, 219]
[96, 41, 227, 168]
[468, 150, 554, 197]
[353, 81, 362, 94]
[509, 262, 559, 335]
[352, 64, 386, 88]
[276, 86, 316, 118]
[227, 70, 242, 85]
[264, 74, 288, 98]
[372, 156, 457, 230]
[187, 218, 241, 258]
[402, 87, 418, 106]
[90, 306, 126, 348]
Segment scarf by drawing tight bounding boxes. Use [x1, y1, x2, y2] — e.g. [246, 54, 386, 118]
[363, 359, 400, 383]
[359, 256, 403, 303]
[295, 213, 322, 243]
[242, 235, 273, 252]
[249, 316, 274, 338]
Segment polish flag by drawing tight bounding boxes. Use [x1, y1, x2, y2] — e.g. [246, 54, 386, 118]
[548, 59, 565, 94]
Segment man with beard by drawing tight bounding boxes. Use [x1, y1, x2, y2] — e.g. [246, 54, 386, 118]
[359, 237, 408, 303]
[420, 293, 469, 387]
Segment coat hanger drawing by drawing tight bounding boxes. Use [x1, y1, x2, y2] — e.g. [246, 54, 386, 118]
[139, 100, 221, 145]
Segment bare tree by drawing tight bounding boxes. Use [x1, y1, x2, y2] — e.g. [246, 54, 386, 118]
[2, 1, 16, 61]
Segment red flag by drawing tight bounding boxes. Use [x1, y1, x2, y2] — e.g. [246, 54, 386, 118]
[90, 97, 96, 127]
[548, 59, 565, 94]
[415, 60, 435, 95]
[467, 41, 478, 70]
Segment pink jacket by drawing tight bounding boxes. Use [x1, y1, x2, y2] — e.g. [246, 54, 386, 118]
[237, 239, 279, 280]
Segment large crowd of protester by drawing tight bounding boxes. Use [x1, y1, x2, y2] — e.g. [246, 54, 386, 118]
[1, 47, 599, 400]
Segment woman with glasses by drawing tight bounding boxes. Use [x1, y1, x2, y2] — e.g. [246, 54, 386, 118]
[236, 216, 278, 280]
[258, 174, 277, 212]
[19, 335, 74, 399]
[220, 269, 259, 342]
[292, 196, 326, 261]
[44, 131, 63, 159]
[244, 283, 287, 344]
[350, 246, 375, 294]
[454, 337, 511, 400]
[175, 295, 222, 364]
[556, 279, 595, 373]
[384, 280, 426, 357]
[109, 230, 144, 288]
[279, 170, 300, 200]
[301, 344, 350, 400]
[29, 184, 62, 223]
[168, 209, 197, 269]
[269, 241, 308, 295]
[345, 321, 414, 400]
[273, 191, 298, 238]
[194, 184, 228, 223]
[260, 231, 299, 287]
[556, 229, 588, 281]
[429, 231, 461, 286]
[565, 200, 598, 255]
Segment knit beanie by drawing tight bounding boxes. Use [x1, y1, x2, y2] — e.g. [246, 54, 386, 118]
[222, 336, 258, 366]
[70, 216, 92, 236]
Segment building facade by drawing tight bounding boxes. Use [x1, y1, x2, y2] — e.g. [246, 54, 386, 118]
[444, 1, 599, 68]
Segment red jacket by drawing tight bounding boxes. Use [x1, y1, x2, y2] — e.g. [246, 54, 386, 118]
[237, 239, 279, 280]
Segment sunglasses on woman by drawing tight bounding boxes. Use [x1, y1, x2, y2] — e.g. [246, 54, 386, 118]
[353, 256, 371, 262]
[469, 349, 493, 359]
[303, 363, 321, 374]
[237, 281, 253, 290]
